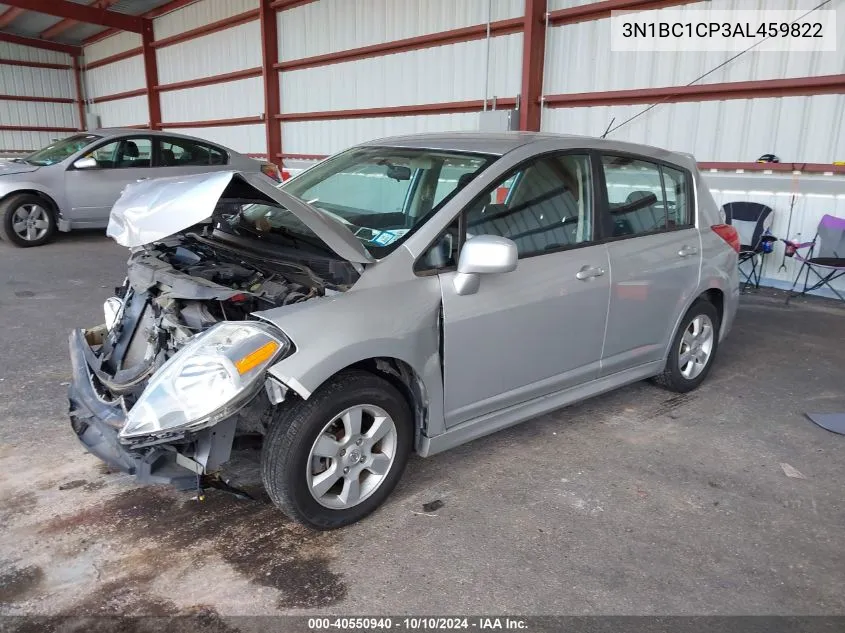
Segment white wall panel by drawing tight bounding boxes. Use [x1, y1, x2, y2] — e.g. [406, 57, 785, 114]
[89, 95, 149, 128]
[549, 0, 598, 9]
[281, 33, 522, 112]
[704, 171, 845, 295]
[545, 0, 844, 95]
[282, 112, 482, 156]
[540, 95, 845, 164]
[162, 124, 265, 154]
[155, 20, 261, 84]
[278, 0, 524, 61]
[160, 76, 264, 122]
[84, 55, 145, 98]
[0, 100, 76, 128]
[0, 130, 71, 152]
[153, 0, 258, 40]
[0, 42, 70, 66]
[0, 66, 74, 99]
[83, 32, 142, 64]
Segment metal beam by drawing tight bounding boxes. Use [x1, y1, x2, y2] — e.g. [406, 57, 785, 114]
[260, 0, 281, 165]
[141, 19, 161, 130]
[519, 0, 547, 131]
[3, 0, 143, 33]
[0, 7, 25, 28]
[0, 31, 80, 54]
[41, 0, 119, 40]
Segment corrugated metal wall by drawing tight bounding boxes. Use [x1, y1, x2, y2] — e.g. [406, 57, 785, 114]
[153, 0, 265, 155]
[277, 0, 523, 60]
[541, 0, 845, 163]
[81, 33, 148, 128]
[0, 41, 78, 152]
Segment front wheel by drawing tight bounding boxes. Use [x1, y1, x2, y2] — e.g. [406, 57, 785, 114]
[653, 299, 720, 393]
[261, 370, 413, 529]
[0, 194, 57, 247]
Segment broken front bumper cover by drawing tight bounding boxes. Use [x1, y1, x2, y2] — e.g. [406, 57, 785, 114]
[67, 329, 235, 489]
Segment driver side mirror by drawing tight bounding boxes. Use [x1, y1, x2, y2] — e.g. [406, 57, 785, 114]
[73, 156, 97, 170]
[453, 234, 518, 296]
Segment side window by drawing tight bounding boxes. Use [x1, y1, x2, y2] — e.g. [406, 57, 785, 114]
[464, 154, 594, 258]
[601, 155, 667, 237]
[661, 165, 691, 227]
[158, 138, 228, 167]
[84, 137, 151, 169]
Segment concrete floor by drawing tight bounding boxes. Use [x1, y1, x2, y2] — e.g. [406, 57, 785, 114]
[1, 231, 844, 619]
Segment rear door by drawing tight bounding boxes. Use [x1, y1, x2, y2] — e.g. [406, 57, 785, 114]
[64, 136, 155, 224]
[597, 154, 701, 376]
[418, 152, 611, 427]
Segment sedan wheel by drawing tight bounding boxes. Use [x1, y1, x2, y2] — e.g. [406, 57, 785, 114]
[677, 314, 714, 379]
[262, 370, 412, 529]
[0, 194, 57, 247]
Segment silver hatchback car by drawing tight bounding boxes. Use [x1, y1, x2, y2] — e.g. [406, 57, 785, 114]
[68, 133, 740, 529]
[0, 129, 278, 247]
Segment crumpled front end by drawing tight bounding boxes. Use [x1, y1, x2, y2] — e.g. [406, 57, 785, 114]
[68, 328, 239, 489]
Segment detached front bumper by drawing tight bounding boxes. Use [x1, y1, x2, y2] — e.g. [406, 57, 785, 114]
[67, 329, 234, 490]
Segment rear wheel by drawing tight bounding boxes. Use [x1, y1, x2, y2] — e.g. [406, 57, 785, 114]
[653, 299, 720, 393]
[0, 194, 56, 247]
[261, 370, 413, 529]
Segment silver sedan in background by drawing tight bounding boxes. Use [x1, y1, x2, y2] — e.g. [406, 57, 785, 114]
[0, 129, 280, 247]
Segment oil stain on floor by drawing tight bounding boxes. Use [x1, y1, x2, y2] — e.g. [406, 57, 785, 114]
[37, 484, 347, 613]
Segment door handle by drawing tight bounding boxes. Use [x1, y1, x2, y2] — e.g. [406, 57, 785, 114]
[576, 265, 605, 281]
[678, 245, 698, 257]
[136, 177, 150, 182]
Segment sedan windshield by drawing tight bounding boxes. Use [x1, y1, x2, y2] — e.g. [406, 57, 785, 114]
[24, 134, 101, 166]
[271, 146, 495, 257]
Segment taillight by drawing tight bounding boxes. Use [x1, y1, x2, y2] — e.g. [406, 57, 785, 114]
[260, 162, 282, 182]
[712, 224, 740, 253]
[281, 169, 291, 181]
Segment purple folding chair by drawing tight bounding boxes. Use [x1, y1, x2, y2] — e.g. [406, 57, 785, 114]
[785, 214, 845, 304]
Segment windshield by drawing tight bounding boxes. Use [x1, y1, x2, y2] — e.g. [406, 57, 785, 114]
[24, 134, 101, 166]
[267, 146, 496, 257]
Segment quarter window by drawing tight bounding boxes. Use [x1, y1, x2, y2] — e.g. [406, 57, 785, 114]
[464, 154, 594, 258]
[661, 165, 691, 227]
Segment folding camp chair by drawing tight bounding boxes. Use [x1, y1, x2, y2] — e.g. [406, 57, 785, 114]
[785, 214, 845, 304]
[723, 202, 774, 290]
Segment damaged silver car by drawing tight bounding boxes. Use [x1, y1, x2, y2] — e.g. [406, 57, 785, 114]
[69, 133, 740, 529]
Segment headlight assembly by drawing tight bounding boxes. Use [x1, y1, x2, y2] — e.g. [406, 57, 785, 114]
[119, 321, 289, 441]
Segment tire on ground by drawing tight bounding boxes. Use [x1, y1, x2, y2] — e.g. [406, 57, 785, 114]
[653, 298, 721, 393]
[0, 193, 57, 247]
[261, 370, 413, 530]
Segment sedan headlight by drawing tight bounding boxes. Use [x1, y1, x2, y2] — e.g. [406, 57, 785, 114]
[120, 321, 289, 440]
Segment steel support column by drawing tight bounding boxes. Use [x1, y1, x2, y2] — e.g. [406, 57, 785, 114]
[519, 0, 547, 132]
[260, 0, 282, 163]
[141, 19, 161, 130]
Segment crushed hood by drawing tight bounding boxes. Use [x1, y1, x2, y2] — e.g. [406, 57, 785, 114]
[0, 160, 39, 176]
[106, 171, 374, 264]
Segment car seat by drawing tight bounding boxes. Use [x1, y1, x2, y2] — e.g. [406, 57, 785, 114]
[120, 141, 139, 167]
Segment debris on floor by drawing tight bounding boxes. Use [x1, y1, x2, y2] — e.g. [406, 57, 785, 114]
[422, 499, 444, 513]
[780, 463, 808, 479]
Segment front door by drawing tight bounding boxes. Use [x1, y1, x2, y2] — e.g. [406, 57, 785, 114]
[65, 136, 155, 224]
[433, 153, 611, 427]
[597, 154, 702, 375]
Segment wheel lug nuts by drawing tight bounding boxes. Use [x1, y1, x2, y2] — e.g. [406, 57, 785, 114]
[340, 449, 345, 456]
[343, 467, 349, 474]
[359, 456, 366, 463]
[356, 438, 363, 446]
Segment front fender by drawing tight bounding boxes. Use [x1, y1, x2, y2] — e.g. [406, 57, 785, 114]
[256, 275, 446, 437]
[0, 179, 65, 214]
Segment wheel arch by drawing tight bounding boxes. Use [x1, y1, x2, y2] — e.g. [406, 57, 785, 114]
[1, 189, 61, 220]
[662, 284, 727, 362]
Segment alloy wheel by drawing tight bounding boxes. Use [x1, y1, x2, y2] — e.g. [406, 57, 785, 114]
[11, 204, 50, 242]
[678, 314, 714, 379]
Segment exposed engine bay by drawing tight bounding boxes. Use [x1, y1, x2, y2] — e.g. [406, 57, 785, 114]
[84, 231, 351, 411]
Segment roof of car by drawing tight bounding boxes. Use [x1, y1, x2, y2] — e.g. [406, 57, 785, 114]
[361, 131, 696, 168]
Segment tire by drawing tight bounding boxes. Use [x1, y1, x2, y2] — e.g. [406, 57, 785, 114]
[0, 193, 57, 247]
[261, 370, 413, 530]
[653, 299, 721, 393]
